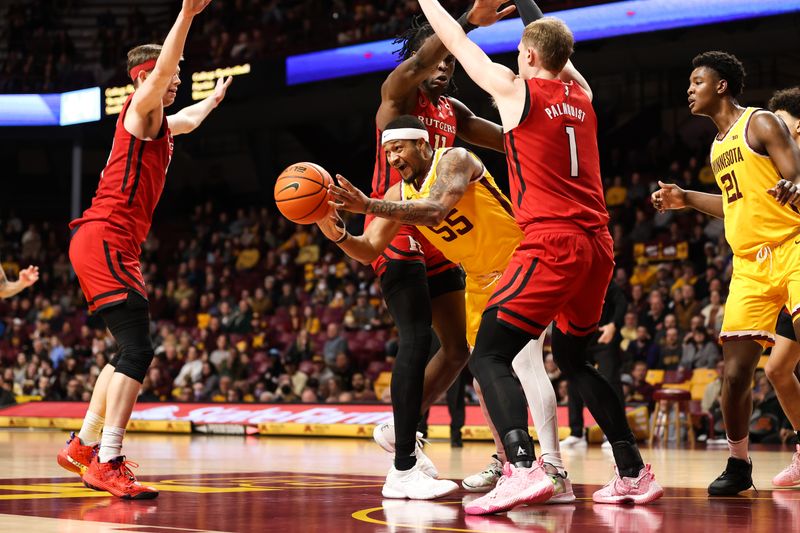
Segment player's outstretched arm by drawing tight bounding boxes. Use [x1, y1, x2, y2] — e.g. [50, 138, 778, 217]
[378, 0, 514, 130]
[330, 149, 481, 226]
[0, 264, 39, 299]
[168, 76, 232, 135]
[651, 180, 724, 218]
[450, 98, 504, 153]
[317, 208, 402, 265]
[417, 0, 518, 103]
[559, 60, 592, 102]
[129, 0, 211, 118]
[749, 112, 800, 206]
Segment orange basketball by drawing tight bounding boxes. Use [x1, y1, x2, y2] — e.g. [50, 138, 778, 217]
[274, 162, 333, 224]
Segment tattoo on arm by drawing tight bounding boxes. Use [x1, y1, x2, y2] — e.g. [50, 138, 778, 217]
[365, 151, 473, 225]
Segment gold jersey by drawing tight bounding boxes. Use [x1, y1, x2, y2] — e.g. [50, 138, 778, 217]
[401, 148, 523, 278]
[710, 107, 800, 256]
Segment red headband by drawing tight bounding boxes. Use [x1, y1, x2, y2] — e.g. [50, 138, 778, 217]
[129, 59, 157, 81]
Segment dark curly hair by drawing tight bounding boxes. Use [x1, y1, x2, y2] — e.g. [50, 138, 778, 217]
[392, 15, 457, 95]
[393, 15, 435, 61]
[768, 87, 800, 118]
[692, 51, 746, 97]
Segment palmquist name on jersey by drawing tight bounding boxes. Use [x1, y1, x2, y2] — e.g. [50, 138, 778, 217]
[543, 102, 587, 122]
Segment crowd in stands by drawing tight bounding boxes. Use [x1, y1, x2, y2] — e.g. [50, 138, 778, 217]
[2, 0, 619, 93]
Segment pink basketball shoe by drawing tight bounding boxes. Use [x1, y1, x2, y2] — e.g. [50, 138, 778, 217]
[464, 459, 555, 515]
[773, 445, 800, 487]
[592, 464, 663, 505]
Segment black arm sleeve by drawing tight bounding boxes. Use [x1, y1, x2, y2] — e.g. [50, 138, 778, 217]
[515, 0, 545, 25]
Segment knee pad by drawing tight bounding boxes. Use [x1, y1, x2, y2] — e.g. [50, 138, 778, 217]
[113, 340, 154, 383]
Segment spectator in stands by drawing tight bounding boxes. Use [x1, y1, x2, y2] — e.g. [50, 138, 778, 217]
[658, 327, 682, 370]
[229, 299, 254, 333]
[605, 175, 627, 207]
[627, 361, 655, 406]
[200, 362, 220, 398]
[63, 378, 83, 402]
[286, 330, 315, 362]
[619, 312, 638, 352]
[348, 292, 376, 330]
[0, 380, 16, 406]
[351, 372, 377, 402]
[322, 323, 347, 364]
[626, 326, 660, 370]
[332, 352, 354, 390]
[282, 358, 308, 397]
[629, 258, 657, 292]
[639, 290, 667, 336]
[301, 304, 321, 335]
[210, 335, 232, 369]
[138, 376, 160, 402]
[174, 346, 204, 386]
[700, 289, 725, 337]
[679, 328, 720, 371]
[674, 285, 701, 332]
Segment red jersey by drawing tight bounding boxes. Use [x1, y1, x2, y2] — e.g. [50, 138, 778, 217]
[503, 78, 608, 233]
[370, 90, 458, 198]
[70, 94, 173, 251]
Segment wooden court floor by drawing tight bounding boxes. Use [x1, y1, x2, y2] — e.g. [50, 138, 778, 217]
[0, 429, 798, 532]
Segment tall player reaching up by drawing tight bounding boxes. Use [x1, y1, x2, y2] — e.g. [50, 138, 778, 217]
[362, 0, 553, 500]
[417, 0, 662, 513]
[654, 68, 800, 495]
[320, 116, 575, 502]
[57, 0, 231, 499]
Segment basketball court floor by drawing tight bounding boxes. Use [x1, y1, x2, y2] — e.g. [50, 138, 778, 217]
[0, 429, 797, 532]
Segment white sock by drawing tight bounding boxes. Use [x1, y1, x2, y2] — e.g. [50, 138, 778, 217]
[728, 435, 749, 461]
[512, 333, 565, 475]
[99, 426, 126, 463]
[77, 411, 105, 444]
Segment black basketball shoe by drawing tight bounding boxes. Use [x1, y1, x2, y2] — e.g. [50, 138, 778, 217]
[708, 457, 754, 496]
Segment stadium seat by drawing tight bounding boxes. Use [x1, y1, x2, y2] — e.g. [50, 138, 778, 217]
[645, 369, 664, 386]
[374, 371, 392, 400]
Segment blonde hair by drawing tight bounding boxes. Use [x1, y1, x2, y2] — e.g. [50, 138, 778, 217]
[521, 17, 574, 72]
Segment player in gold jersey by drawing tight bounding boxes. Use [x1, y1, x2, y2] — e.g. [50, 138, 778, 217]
[653, 52, 800, 496]
[317, 115, 579, 502]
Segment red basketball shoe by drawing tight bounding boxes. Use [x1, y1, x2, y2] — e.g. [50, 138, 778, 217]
[83, 456, 159, 500]
[57, 432, 97, 477]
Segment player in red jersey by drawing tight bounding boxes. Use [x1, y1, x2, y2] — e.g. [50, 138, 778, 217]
[57, 0, 231, 500]
[357, 0, 521, 500]
[418, 0, 662, 512]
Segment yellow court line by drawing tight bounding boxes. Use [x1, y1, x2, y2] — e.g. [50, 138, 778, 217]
[352, 502, 482, 533]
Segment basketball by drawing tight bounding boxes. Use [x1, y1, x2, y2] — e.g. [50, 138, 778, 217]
[274, 162, 333, 224]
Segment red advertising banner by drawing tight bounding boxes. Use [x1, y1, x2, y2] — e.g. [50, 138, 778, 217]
[0, 401, 595, 427]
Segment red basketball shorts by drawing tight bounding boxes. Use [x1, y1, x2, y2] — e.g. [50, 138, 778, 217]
[367, 218, 457, 278]
[69, 222, 147, 313]
[486, 226, 614, 337]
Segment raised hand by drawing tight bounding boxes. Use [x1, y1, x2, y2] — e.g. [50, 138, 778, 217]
[18, 266, 39, 287]
[651, 180, 687, 213]
[467, 0, 517, 27]
[767, 179, 800, 207]
[211, 76, 232, 108]
[183, 0, 212, 17]
[328, 174, 371, 214]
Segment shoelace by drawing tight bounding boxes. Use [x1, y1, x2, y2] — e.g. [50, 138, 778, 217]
[112, 458, 140, 483]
